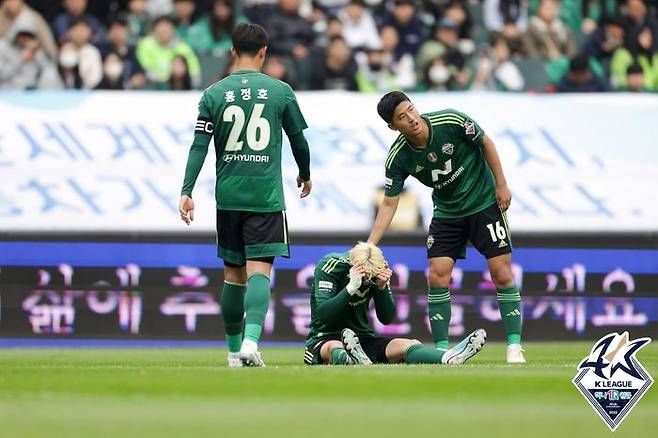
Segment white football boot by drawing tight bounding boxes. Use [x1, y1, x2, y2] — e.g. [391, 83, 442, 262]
[441, 329, 487, 364]
[506, 344, 526, 363]
[227, 352, 243, 368]
[341, 328, 372, 365]
[239, 339, 266, 367]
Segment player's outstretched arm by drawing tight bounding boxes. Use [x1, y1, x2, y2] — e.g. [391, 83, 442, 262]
[368, 195, 400, 245]
[482, 134, 512, 212]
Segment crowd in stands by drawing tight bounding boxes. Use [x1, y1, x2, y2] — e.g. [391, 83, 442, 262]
[0, 0, 656, 92]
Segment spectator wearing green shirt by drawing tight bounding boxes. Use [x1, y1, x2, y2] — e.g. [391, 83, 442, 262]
[185, 0, 249, 56]
[611, 25, 658, 90]
[173, 0, 196, 41]
[137, 15, 201, 88]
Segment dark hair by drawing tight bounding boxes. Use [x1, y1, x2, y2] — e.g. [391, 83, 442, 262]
[108, 13, 128, 28]
[568, 54, 589, 73]
[211, 0, 236, 42]
[627, 62, 644, 75]
[377, 91, 410, 123]
[232, 23, 268, 56]
[152, 15, 176, 28]
[69, 16, 91, 30]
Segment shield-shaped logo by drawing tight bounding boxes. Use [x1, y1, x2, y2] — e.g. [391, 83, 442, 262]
[427, 152, 438, 163]
[465, 121, 475, 135]
[442, 143, 454, 155]
[572, 332, 653, 431]
[426, 234, 434, 249]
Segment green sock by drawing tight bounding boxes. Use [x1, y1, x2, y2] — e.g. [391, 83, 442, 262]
[220, 281, 246, 353]
[404, 344, 446, 364]
[330, 348, 353, 365]
[497, 285, 522, 345]
[428, 287, 451, 349]
[243, 273, 271, 343]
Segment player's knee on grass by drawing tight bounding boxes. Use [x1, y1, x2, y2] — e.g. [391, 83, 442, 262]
[385, 338, 421, 364]
[320, 340, 345, 364]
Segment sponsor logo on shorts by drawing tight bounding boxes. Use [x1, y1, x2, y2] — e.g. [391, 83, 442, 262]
[442, 143, 454, 155]
[573, 332, 653, 431]
[385, 177, 393, 188]
[498, 240, 508, 248]
[426, 234, 435, 249]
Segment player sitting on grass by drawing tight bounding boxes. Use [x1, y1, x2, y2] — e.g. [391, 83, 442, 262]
[304, 242, 486, 365]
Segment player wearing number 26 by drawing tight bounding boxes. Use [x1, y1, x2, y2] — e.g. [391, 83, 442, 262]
[179, 24, 312, 367]
[368, 91, 525, 364]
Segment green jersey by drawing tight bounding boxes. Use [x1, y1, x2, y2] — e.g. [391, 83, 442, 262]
[305, 252, 397, 347]
[181, 70, 309, 212]
[384, 109, 495, 218]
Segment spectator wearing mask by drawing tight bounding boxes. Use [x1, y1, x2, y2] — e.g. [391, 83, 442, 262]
[0, 0, 57, 59]
[186, 0, 248, 55]
[173, 0, 196, 41]
[381, 0, 424, 59]
[611, 24, 658, 90]
[583, 16, 625, 64]
[555, 54, 609, 92]
[484, 0, 529, 34]
[524, 0, 576, 60]
[310, 36, 358, 90]
[470, 32, 524, 91]
[58, 17, 103, 89]
[443, 0, 474, 41]
[355, 47, 399, 92]
[102, 16, 146, 89]
[0, 26, 61, 89]
[337, 0, 381, 51]
[416, 16, 467, 83]
[137, 15, 201, 88]
[96, 52, 127, 90]
[52, 0, 106, 45]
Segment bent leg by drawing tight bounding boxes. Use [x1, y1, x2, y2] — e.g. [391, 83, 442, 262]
[320, 340, 353, 365]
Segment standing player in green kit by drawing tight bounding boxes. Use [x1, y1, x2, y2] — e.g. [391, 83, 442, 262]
[368, 91, 525, 363]
[179, 24, 312, 367]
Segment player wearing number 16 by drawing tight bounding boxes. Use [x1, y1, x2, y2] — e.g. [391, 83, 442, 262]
[368, 91, 525, 363]
[179, 24, 312, 367]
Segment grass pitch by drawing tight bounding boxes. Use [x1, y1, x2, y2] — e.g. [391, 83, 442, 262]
[0, 342, 656, 438]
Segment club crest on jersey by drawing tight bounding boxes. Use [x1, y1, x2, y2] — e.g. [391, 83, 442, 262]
[465, 122, 476, 135]
[427, 152, 438, 163]
[426, 234, 435, 249]
[572, 332, 653, 431]
[442, 143, 454, 155]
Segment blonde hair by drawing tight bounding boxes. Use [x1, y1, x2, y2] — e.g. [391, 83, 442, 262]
[348, 241, 387, 279]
